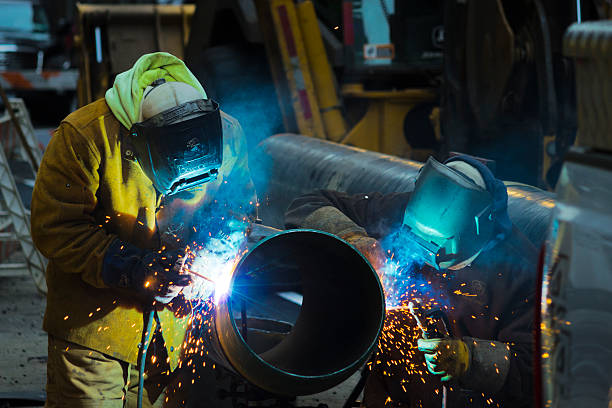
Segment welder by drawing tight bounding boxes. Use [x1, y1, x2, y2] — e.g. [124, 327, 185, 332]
[285, 156, 537, 408]
[31, 52, 254, 407]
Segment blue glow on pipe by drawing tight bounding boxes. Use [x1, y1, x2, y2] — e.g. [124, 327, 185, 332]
[576, 0, 582, 23]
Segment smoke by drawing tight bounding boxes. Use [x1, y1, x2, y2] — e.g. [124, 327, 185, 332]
[177, 176, 254, 305]
[366, 226, 454, 386]
[220, 90, 283, 153]
[199, 44, 284, 153]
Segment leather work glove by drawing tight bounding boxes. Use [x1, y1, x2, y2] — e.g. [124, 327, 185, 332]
[341, 232, 387, 274]
[102, 239, 191, 304]
[302, 206, 388, 273]
[417, 337, 470, 382]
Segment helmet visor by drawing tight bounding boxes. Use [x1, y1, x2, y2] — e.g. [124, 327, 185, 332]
[402, 157, 495, 269]
[131, 100, 223, 195]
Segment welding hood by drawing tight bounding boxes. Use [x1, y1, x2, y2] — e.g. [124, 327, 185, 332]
[130, 99, 223, 196]
[402, 157, 497, 270]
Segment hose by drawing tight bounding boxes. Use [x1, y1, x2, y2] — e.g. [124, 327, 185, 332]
[137, 308, 155, 408]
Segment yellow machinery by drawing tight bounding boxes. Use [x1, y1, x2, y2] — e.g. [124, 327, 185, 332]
[340, 85, 436, 157]
[266, 0, 328, 141]
[256, 0, 438, 159]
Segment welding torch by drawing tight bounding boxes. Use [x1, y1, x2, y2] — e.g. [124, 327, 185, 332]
[408, 298, 452, 408]
[408, 298, 452, 340]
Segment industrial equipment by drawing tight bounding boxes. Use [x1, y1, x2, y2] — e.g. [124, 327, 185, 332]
[538, 147, 612, 408]
[409, 300, 452, 340]
[187, 0, 607, 187]
[0, 0, 78, 97]
[246, 0, 441, 158]
[441, 0, 610, 187]
[537, 20, 612, 408]
[0, 90, 46, 294]
[72, 0, 606, 186]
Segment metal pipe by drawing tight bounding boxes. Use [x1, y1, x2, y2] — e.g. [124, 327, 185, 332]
[202, 229, 385, 396]
[253, 134, 555, 248]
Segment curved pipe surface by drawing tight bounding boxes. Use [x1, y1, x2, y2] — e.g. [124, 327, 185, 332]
[253, 134, 555, 248]
[208, 229, 385, 396]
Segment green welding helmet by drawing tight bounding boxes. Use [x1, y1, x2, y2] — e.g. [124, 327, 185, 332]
[402, 157, 496, 270]
[130, 98, 223, 196]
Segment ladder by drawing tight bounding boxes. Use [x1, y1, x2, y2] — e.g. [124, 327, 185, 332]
[0, 98, 47, 294]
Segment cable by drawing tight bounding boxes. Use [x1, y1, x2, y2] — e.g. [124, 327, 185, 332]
[137, 308, 155, 408]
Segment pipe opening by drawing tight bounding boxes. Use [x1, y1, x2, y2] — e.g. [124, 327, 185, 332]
[216, 230, 385, 395]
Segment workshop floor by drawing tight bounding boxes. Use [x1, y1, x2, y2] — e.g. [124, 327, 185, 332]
[0, 269, 362, 407]
[0, 273, 47, 406]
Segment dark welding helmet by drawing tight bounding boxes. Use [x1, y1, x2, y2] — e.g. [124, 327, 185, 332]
[130, 81, 223, 196]
[402, 157, 499, 270]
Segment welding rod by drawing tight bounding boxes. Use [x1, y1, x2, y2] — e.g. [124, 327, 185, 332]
[184, 269, 215, 283]
[408, 299, 439, 339]
[407, 301, 427, 333]
[408, 299, 450, 408]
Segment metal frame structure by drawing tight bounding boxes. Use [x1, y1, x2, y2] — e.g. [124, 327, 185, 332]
[0, 99, 47, 294]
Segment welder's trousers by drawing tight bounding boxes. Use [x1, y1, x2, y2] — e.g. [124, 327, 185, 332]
[45, 335, 187, 408]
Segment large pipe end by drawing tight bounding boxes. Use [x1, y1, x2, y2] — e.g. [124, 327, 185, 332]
[215, 229, 385, 396]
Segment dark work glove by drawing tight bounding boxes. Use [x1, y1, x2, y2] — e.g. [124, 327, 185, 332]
[102, 239, 191, 304]
[418, 337, 511, 393]
[340, 232, 387, 275]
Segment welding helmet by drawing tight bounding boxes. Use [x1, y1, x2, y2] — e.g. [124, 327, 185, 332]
[402, 156, 511, 270]
[130, 80, 223, 196]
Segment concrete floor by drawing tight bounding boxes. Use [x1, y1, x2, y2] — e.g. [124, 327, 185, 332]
[0, 273, 47, 406]
[0, 268, 363, 407]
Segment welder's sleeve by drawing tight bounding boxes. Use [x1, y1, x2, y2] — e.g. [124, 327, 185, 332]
[285, 190, 410, 239]
[31, 122, 115, 288]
